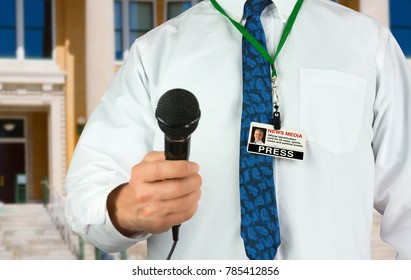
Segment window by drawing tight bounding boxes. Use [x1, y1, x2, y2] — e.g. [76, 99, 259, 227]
[24, 0, 52, 58]
[0, 119, 25, 138]
[167, 1, 192, 20]
[0, 0, 53, 59]
[390, 0, 411, 57]
[129, 1, 154, 43]
[0, 0, 17, 58]
[166, 0, 202, 20]
[114, 0, 155, 61]
[115, 0, 123, 61]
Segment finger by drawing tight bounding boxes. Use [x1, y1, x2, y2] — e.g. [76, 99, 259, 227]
[142, 151, 165, 163]
[162, 189, 201, 215]
[164, 199, 200, 228]
[148, 174, 202, 201]
[135, 160, 200, 183]
[139, 192, 201, 233]
[140, 189, 200, 218]
[133, 174, 201, 207]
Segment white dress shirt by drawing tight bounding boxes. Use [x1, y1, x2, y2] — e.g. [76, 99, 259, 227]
[65, 0, 411, 259]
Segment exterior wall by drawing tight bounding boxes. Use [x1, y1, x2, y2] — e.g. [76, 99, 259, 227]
[30, 112, 49, 200]
[360, 0, 389, 27]
[360, 0, 411, 66]
[339, 0, 359, 11]
[55, 0, 86, 168]
[157, 0, 166, 25]
[85, 0, 114, 117]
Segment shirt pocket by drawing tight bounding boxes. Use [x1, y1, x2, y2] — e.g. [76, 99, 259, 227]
[299, 68, 366, 154]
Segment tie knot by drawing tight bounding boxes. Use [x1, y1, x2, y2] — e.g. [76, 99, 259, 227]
[244, 0, 272, 18]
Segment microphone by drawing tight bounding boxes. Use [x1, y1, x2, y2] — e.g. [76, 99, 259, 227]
[155, 88, 201, 160]
[155, 88, 201, 259]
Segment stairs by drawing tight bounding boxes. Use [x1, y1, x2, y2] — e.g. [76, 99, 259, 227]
[0, 203, 76, 260]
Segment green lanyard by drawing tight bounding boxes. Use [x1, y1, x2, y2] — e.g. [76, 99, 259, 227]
[211, 0, 304, 129]
[210, 0, 304, 78]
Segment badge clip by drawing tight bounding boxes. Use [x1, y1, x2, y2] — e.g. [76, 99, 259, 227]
[273, 109, 281, 130]
[272, 76, 281, 130]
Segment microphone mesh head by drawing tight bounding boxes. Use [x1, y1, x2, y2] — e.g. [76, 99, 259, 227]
[155, 89, 201, 139]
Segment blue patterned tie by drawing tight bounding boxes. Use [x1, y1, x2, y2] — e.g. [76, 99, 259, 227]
[240, 0, 280, 260]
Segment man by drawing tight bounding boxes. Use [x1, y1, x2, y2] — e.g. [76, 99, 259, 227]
[253, 128, 265, 144]
[65, 0, 411, 259]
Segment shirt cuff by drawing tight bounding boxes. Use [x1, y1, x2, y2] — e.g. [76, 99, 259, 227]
[85, 210, 151, 253]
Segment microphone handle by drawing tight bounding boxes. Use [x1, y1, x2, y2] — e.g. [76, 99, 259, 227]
[164, 135, 191, 244]
[164, 135, 191, 160]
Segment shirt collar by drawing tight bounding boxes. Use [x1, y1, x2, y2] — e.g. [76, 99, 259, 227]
[215, 0, 298, 23]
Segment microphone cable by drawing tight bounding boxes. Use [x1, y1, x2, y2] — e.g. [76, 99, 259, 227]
[166, 225, 180, 260]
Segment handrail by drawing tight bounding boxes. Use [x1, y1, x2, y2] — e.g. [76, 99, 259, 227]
[46, 186, 80, 259]
[41, 176, 49, 206]
[46, 185, 128, 260]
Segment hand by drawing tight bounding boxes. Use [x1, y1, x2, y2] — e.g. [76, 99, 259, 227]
[107, 151, 202, 236]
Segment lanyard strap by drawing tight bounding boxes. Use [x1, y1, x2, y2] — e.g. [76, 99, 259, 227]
[210, 0, 304, 77]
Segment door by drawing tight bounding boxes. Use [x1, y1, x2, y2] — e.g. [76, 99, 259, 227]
[0, 143, 25, 203]
[0, 118, 26, 203]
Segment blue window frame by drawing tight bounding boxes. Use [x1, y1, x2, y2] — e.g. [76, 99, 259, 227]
[24, 0, 52, 59]
[129, 1, 154, 44]
[0, 0, 17, 58]
[0, 0, 53, 59]
[115, 0, 123, 60]
[114, 0, 154, 61]
[390, 0, 411, 57]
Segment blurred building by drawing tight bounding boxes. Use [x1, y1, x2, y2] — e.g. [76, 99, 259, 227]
[0, 0, 410, 211]
[0, 0, 204, 206]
